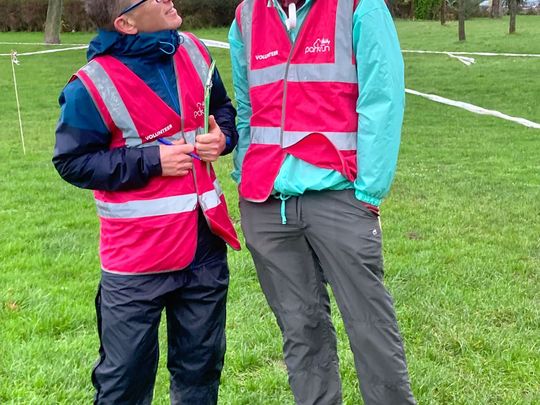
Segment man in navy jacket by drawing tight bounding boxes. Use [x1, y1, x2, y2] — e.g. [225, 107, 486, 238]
[52, 0, 238, 403]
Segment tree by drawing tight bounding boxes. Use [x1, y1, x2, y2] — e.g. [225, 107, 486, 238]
[509, 0, 517, 33]
[44, 0, 63, 44]
[440, 0, 447, 24]
[490, 0, 502, 17]
[458, 0, 466, 40]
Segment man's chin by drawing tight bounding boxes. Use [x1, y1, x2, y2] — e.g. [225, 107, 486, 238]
[172, 16, 183, 30]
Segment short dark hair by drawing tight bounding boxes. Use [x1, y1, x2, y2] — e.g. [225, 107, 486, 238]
[84, 0, 132, 30]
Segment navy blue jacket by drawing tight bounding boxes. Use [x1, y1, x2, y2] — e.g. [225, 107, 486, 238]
[53, 29, 238, 192]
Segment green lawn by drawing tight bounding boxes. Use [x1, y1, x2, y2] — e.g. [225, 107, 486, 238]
[1, 17, 539, 404]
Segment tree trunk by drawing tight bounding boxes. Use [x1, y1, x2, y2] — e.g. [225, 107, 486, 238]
[458, 0, 466, 41]
[44, 0, 63, 44]
[509, 0, 517, 34]
[490, 0, 501, 17]
[440, 0, 446, 25]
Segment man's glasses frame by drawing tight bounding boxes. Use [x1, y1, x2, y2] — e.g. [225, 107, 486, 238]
[118, 0, 163, 17]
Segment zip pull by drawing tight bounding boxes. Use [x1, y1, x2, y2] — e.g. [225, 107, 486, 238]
[267, 0, 272, 6]
[285, 3, 297, 31]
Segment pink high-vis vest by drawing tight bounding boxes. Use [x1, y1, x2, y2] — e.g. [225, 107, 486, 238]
[236, 0, 360, 202]
[73, 33, 240, 275]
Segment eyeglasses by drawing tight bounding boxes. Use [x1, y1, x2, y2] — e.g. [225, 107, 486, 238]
[118, 0, 163, 17]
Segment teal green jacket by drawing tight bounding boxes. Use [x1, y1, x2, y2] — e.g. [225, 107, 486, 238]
[228, 0, 404, 206]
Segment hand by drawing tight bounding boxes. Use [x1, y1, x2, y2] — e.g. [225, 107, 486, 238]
[195, 115, 226, 162]
[159, 139, 195, 177]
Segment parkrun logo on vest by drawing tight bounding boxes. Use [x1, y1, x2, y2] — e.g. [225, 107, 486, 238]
[194, 102, 204, 118]
[305, 38, 331, 54]
[145, 124, 173, 141]
[255, 50, 279, 61]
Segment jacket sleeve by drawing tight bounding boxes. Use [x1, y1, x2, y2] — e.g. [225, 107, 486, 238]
[228, 20, 252, 184]
[353, 0, 405, 206]
[209, 66, 239, 156]
[52, 79, 162, 191]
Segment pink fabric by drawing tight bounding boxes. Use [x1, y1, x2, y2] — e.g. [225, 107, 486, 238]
[78, 44, 239, 274]
[240, 0, 359, 201]
[100, 212, 198, 274]
[240, 145, 287, 202]
[94, 176, 195, 204]
[95, 56, 181, 147]
[284, 82, 358, 133]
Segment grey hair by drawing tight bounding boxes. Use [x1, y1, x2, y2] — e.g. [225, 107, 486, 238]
[83, 0, 133, 30]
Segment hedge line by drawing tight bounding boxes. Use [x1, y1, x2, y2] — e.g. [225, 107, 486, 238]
[4, 0, 524, 30]
[0, 0, 242, 32]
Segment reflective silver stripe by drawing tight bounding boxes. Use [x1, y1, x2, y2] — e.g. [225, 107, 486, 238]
[81, 61, 141, 148]
[249, 63, 357, 86]
[288, 63, 357, 83]
[240, 0, 256, 71]
[251, 126, 280, 144]
[96, 194, 198, 219]
[251, 126, 356, 150]
[213, 179, 223, 196]
[283, 130, 357, 150]
[180, 33, 209, 86]
[245, 0, 357, 87]
[183, 130, 197, 145]
[248, 63, 286, 87]
[199, 180, 224, 211]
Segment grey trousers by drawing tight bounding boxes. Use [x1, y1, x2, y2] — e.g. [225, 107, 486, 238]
[240, 190, 416, 405]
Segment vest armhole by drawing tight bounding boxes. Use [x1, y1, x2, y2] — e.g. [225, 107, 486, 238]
[354, 0, 360, 10]
[235, 2, 244, 35]
[182, 32, 212, 66]
[75, 69, 116, 135]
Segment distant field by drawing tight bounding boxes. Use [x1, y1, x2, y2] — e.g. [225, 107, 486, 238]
[0, 16, 539, 404]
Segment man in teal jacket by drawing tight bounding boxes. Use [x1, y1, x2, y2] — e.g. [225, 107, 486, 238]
[229, 0, 415, 404]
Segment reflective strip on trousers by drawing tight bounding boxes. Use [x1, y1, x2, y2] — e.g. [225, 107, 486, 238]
[251, 126, 357, 150]
[96, 194, 198, 219]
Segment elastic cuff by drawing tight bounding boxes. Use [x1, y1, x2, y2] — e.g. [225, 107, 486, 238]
[144, 145, 163, 176]
[354, 189, 382, 207]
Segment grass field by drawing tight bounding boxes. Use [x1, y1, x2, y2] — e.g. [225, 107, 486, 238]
[1, 16, 539, 404]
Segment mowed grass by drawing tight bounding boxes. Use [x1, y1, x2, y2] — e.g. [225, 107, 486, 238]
[0, 17, 539, 404]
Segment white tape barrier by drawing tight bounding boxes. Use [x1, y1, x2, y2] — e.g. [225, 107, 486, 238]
[2, 39, 538, 130]
[0, 41, 87, 46]
[0, 45, 88, 57]
[406, 88, 540, 129]
[200, 38, 231, 49]
[447, 52, 475, 66]
[2, 40, 539, 58]
[403, 49, 540, 58]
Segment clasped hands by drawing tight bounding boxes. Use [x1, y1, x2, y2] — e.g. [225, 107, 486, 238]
[160, 115, 225, 177]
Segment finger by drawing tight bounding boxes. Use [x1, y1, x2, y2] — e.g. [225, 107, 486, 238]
[198, 151, 218, 162]
[176, 143, 195, 154]
[195, 133, 217, 144]
[195, 141, 214, 151]
[208, 115, 217, 130]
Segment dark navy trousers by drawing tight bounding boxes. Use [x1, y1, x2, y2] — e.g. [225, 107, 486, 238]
[92, 215, 229, 405]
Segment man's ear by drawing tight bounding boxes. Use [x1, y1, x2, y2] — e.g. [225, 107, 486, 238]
[113, 16, 139, 35]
